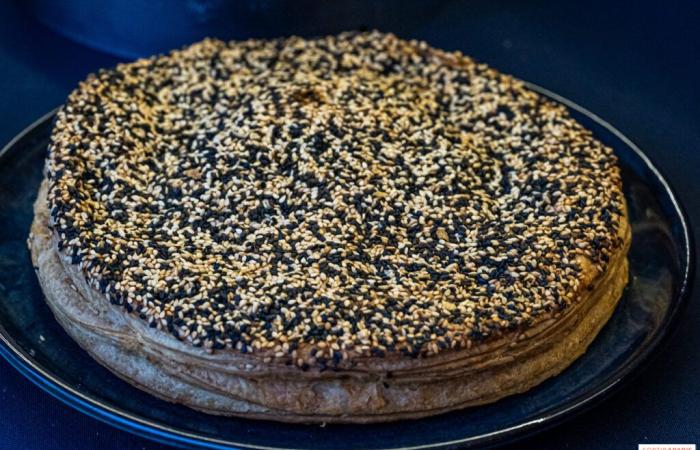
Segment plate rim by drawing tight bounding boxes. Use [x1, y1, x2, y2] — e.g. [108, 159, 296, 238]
[0, 83, 695, 450]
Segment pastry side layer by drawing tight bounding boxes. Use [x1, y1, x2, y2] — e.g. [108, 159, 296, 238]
[31, 179, 631, 422]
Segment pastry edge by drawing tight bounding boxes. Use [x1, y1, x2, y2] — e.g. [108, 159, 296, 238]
[29, 178, 631, 423]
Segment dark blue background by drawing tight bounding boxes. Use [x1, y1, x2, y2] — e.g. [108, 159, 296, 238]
[1, 0, 699, 448]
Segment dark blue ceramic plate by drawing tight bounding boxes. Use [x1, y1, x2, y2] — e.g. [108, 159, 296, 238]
[0, 85, 693, 449]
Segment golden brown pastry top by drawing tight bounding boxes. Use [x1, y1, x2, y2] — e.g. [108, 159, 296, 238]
[46, 31, 626, 368]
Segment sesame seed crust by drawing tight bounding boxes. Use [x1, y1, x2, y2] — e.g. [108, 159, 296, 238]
[46, 31, 626, 367]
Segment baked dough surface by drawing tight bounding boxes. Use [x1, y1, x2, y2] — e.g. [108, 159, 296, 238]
[31, 32, 631, 422]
